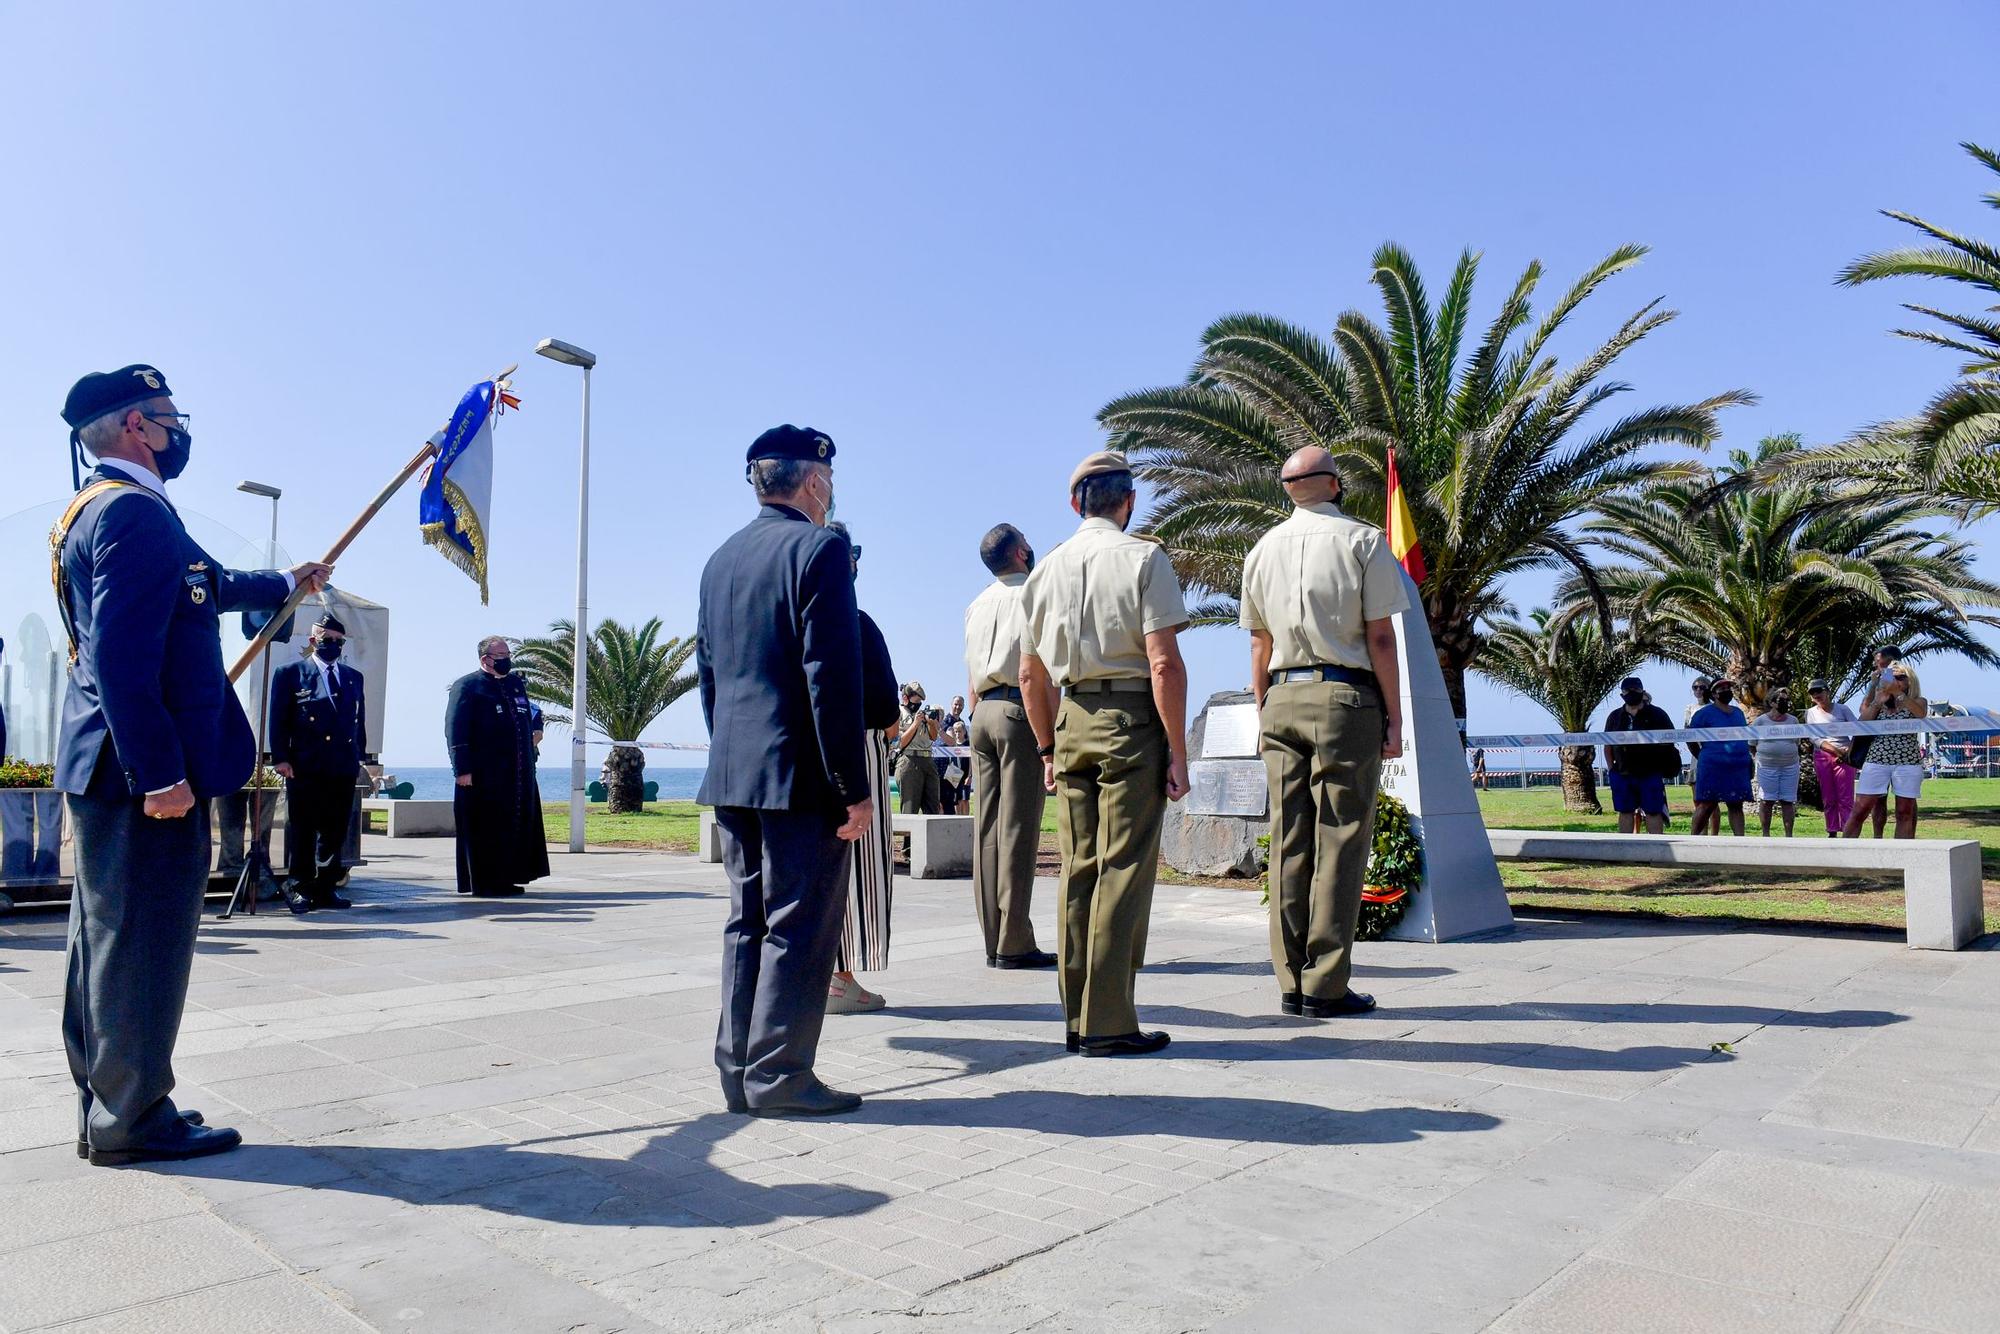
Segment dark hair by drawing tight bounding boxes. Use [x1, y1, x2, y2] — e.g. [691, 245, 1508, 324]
[1074, 470, 1135, 519]
[979, 523, 1026, 574]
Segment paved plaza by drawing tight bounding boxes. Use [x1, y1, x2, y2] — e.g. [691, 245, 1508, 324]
[4, 841, 2000, 1332]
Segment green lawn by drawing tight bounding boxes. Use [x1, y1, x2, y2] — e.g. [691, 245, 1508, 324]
[541, 801, 704, 852]
[1480, 779, 2000, 931]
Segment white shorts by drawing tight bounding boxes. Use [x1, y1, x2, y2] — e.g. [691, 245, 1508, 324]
[1855, 762, 1923, 799]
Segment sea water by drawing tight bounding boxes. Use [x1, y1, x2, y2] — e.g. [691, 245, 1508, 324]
[386, 766, 708, 802]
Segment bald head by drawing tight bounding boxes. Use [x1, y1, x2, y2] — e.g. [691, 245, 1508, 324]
[1280, 447, 1341, 505]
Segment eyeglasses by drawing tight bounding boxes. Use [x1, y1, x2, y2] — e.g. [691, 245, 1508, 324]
[144, 412, 192, 433]
[1281, 470, 1338, 483]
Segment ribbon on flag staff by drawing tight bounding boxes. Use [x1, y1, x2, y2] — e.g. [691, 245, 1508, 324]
[419, 377, 518, 605]
[1466, 707, 2000, 751]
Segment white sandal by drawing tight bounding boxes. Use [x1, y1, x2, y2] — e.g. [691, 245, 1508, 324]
[826, 977, 886, 1013]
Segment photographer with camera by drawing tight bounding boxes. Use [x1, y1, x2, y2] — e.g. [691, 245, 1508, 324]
[892, 681, 943, 814]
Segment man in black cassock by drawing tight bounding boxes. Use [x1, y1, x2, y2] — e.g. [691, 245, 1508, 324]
[445, 635, 549, 897]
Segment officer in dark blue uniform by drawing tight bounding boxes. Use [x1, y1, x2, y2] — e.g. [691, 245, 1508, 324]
[53, 364, 329, 1166]
[270, 612, 368, 913]
[698, 425, 873, 1117]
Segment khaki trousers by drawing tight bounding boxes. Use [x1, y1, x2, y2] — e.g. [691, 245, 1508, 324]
[971, 700, 1045, 959]
[1260, 680, 1384, 1000]
[1053, 689, 1167, 1037]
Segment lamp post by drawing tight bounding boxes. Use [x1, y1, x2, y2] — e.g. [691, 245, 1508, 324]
[535, 338, 597, 854]
[224, 480, 282, 919]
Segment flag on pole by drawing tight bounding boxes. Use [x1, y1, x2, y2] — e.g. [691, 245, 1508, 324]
[418, 377, 518, 604]
[1385, 445, 1427, 582]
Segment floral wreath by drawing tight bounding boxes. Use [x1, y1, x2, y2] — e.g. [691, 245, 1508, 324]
[1358, 793, 1421, 940]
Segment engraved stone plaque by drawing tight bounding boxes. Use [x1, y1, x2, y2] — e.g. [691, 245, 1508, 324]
[1184, 759, 1268, 817]
[1199, 703, 1260, 758]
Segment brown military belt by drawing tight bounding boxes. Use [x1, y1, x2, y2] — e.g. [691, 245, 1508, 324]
[1064, 679, 1152, 697]
[1274, 664, 1377, 687]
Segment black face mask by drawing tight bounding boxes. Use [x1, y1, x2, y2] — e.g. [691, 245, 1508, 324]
[314, 640, 343, 663]
[1621, 693, 1644, 708]
[489, 656, 513, 676]
[153, 424, 193, 481]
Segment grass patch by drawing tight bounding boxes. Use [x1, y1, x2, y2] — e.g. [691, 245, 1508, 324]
[541, 800, 704, 853]
[1481, 779, 2000, 931]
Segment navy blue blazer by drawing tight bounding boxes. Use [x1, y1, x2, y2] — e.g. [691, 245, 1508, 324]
[269, 657, 368, 776]
[696, 504, 867, 813]
[55, 466, 291, 799]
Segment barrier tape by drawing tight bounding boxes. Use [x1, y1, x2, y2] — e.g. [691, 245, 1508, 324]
[1466, 707, 2000, 751]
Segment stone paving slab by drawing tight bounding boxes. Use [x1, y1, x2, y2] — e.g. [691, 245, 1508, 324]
[3, 837, 2000, 1331]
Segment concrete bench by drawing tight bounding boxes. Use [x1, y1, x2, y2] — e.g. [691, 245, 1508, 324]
[360, 798, 456, 838]
[696, 810, 974, 879]
[891, 813, 973, 879]
[1485, 829, 1984, 950]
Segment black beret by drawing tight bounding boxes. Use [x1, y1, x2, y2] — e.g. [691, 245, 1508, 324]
[63, 365, 172, 433]
[746, 424, 835, 464]
[314, 613, 347, 635]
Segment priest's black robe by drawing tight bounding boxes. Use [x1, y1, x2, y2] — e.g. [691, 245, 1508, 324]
[445, 670, 550, 895]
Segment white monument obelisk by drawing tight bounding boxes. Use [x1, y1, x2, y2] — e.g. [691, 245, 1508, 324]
[1379, 571, 1513, 942]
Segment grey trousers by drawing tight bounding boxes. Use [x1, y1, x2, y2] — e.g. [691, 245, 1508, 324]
[64, 791, 211, 1149]
[714, 806, 853, 1108]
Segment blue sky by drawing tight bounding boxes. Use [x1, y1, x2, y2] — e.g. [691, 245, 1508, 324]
[3, 3, 1995, 766]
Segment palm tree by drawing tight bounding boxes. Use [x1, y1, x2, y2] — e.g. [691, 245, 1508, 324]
[1476, 609, 1652, 813]
[1769, 142, 2000, 510]
[1572, 436, 2000, 714]
[513, 617, 697, 814]
[1100, 242, 1750, 719]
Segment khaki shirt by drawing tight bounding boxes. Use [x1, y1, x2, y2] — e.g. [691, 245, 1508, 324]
[896, 707, 934, 756]
[1020, 517, 1189, 685]
[1238, 502, 1409, 671]
[963, 573, 1028, 695]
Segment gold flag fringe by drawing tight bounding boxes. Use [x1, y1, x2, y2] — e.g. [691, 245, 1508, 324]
[418, 476, 490, 604]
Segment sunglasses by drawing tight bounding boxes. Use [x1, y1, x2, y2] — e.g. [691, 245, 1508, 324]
[1281, 469, 1338, 483]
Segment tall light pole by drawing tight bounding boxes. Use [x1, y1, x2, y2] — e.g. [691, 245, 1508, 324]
[535, 337, 597, 854]
[227, 480, 282, 918]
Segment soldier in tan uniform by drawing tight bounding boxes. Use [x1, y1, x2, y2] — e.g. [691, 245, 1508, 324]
[1240, 446, 1406, 1018]
[1020, 452, 1190, 1057]
[964, 523, 1057, 970]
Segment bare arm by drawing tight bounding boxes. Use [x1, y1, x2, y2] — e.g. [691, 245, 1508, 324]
[1364, 616, 1403, 760]
[1249, 629, 1273, 709]
[1145, 628, 1190, 801]
[1022, 653, 1059, 793]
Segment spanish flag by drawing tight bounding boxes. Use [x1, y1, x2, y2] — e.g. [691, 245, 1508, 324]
[1385, 445, 1427, 582]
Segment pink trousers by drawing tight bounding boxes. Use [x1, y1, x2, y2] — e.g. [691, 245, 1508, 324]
[1813, 751, 1854, 835]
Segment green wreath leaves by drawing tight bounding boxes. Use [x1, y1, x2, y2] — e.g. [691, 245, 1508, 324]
[1359, 793, 1421, 940]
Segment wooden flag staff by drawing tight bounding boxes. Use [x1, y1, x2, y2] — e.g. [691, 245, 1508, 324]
[224, 364, 516, 683]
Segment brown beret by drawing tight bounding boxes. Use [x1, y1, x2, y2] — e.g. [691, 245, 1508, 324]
[1068, 450, 1132, 491]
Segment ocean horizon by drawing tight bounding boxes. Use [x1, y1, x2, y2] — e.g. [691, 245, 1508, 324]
[386, 765, 708, 802]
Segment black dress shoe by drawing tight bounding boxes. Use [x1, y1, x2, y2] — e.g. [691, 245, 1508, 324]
[79, 1109, 204, 1159]
[1080, 1030, 1172, 1058]
[1302, 990, 1377, 1018]
[995, 950, 1058, 970]
[282, 884, 315, 915]
[1280, 992, 1303, 1016]
[986, 955, 999, 968]
[1065, 1031, 1080, 1053]
[89, 1119, 242, 1167]
[313, 891, 353, 910]
[748, 1083, 863, 1118]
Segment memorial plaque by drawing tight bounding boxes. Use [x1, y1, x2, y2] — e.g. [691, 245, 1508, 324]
[1185, 759, 1267, 817]
[1200, 703, 1260, 758]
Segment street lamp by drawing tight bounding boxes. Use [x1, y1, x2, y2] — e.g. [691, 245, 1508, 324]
[224, 480, 282, 918]
[535, 337, 597, 855]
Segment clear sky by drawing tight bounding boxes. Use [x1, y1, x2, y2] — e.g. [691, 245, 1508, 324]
[3, 3, 1995, 766]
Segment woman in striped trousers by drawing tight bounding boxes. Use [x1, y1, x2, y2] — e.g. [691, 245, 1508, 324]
[828, 525, 898, 1013]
